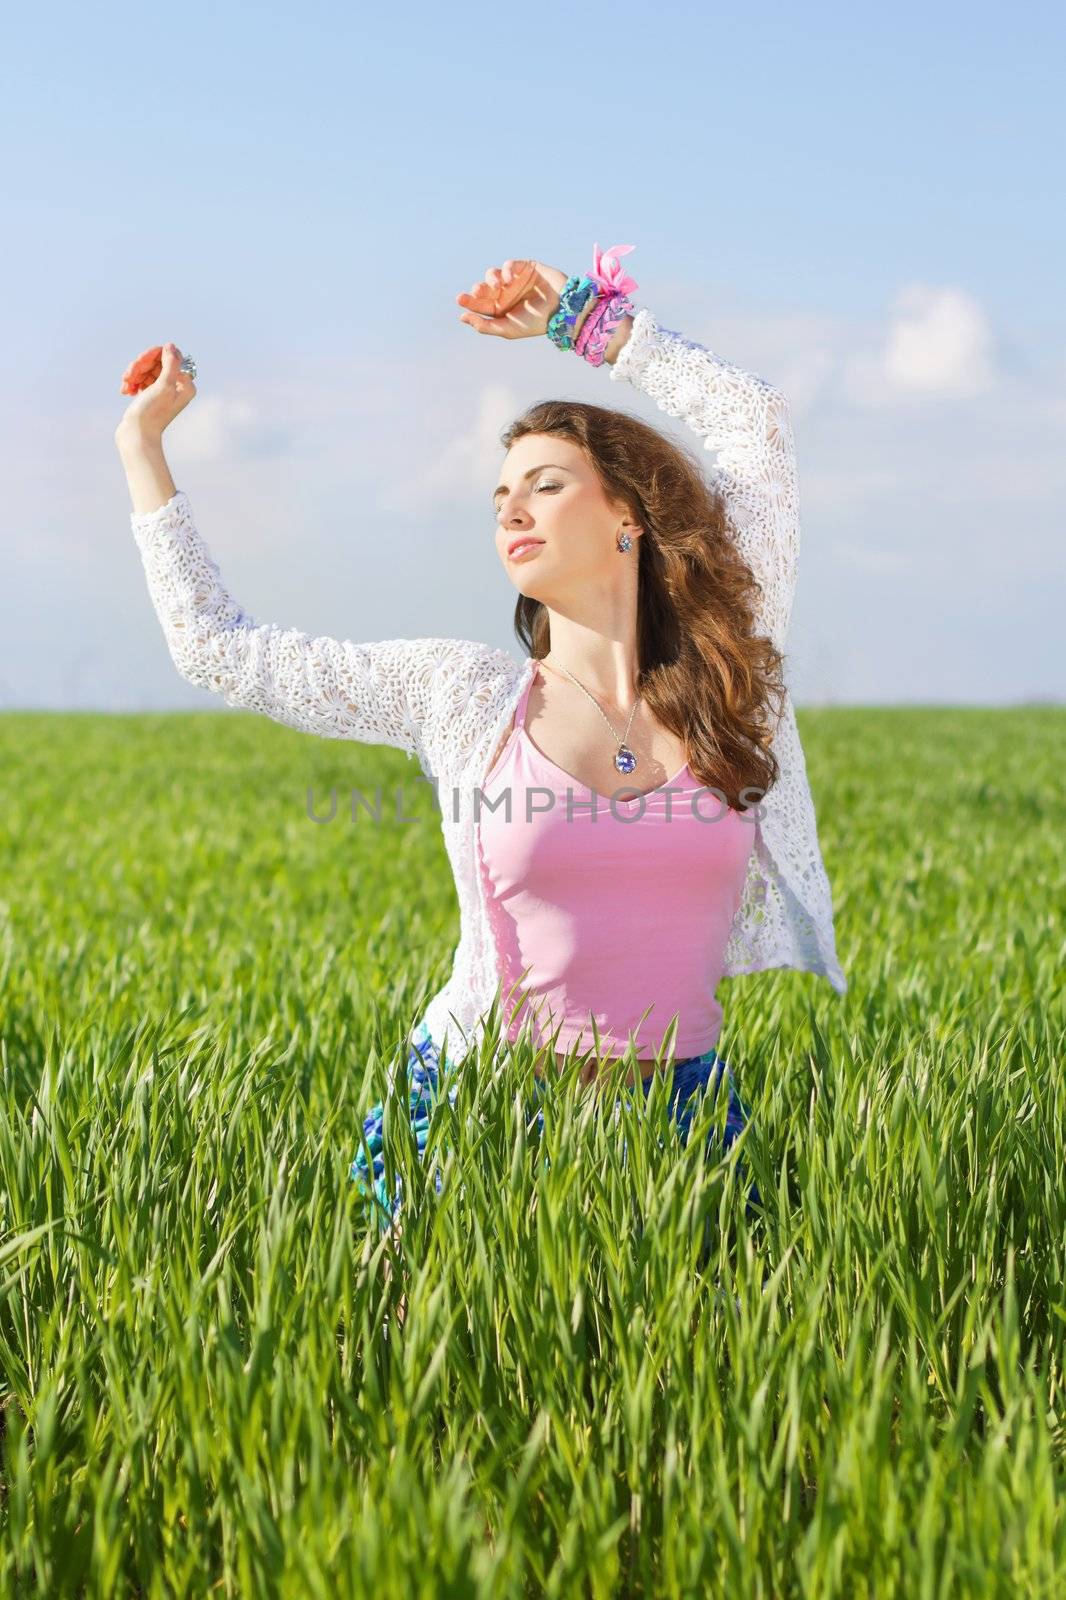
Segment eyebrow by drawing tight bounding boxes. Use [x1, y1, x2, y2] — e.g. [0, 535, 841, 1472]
[493, 464, 571, 506]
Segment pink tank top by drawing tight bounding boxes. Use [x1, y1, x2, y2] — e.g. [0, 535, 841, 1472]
[476, 662, 756, 1061]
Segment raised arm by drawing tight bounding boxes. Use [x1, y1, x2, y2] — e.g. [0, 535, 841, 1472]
[606, 308, 799, 657]
[129, 487, 510, 766]
[453, 269, 799, 657]
[115, 349, 516, 772]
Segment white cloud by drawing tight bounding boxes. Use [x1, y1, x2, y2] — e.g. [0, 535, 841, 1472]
[646, 281, 1000, 414]
[174, 391, 295, 462]
[842, 283, 997, 403]
[885, 284, 996, 393]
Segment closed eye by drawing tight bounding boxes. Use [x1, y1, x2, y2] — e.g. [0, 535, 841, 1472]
[494, 482, 561, 517]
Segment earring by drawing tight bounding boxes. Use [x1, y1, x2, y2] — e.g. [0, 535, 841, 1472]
[616, 530, 633, 552]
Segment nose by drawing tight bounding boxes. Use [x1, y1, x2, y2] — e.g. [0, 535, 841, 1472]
[497, 501, 531, 532]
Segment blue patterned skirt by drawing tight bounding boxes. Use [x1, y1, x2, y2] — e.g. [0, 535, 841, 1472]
[349, 1020, 762, 1234]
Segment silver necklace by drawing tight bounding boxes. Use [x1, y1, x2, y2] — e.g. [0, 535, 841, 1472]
[543, 655, 642, 775]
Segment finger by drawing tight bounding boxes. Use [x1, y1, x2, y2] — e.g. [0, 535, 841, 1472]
[484, 267, 501, 288]
[459, 311, 504, 336]
[162, 343, 191, 381]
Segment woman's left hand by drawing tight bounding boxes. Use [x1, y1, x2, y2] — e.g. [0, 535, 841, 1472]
[456, 259, 570, 340]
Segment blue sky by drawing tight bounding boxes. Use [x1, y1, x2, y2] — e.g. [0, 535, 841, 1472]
[3, 0, 1063, 708]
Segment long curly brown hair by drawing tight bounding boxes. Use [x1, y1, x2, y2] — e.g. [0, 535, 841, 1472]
[501, 399, 786, 812]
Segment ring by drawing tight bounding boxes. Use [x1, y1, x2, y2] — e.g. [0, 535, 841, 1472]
[179, 355, 198, 380]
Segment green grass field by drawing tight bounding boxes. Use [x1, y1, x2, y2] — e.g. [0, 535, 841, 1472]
[0, 705, 1063, 1597]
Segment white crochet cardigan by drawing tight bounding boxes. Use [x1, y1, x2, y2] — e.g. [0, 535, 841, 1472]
[130, 306, 847, 1066]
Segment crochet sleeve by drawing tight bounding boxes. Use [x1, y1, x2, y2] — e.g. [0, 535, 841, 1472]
[609, 307, 799, 655]
[130, 488, 508, 764]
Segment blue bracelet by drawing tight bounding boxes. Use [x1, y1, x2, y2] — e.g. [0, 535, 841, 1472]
[546, 274, 599, 352]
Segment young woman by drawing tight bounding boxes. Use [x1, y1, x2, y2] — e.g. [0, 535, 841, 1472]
[116, 248, 846, 1278]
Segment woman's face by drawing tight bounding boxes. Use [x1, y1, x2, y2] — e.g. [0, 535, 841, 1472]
[493, 433, 637, 598]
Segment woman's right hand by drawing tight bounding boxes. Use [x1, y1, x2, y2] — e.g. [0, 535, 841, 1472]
[115, 342, 197, 442]
[456, 259, 571, 340]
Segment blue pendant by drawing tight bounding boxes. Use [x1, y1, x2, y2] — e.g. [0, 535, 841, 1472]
[614, 745, 637, 774]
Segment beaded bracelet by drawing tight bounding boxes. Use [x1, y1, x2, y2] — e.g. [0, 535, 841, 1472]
[575, 291, 635, 367]
[546, 274, 599, 351]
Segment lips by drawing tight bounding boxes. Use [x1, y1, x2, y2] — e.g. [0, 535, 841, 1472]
[508, 538, 545, 559]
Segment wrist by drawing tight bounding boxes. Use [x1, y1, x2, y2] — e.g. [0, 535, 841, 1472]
[115, 423, 164, 457]
[603, 314, 633, 366]
[570, 294, 599, 343]
[117, 426, 178, 516]
[569, 296, 634, 366]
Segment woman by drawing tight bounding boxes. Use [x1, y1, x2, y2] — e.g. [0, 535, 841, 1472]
[116, 248, 847, 1284]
